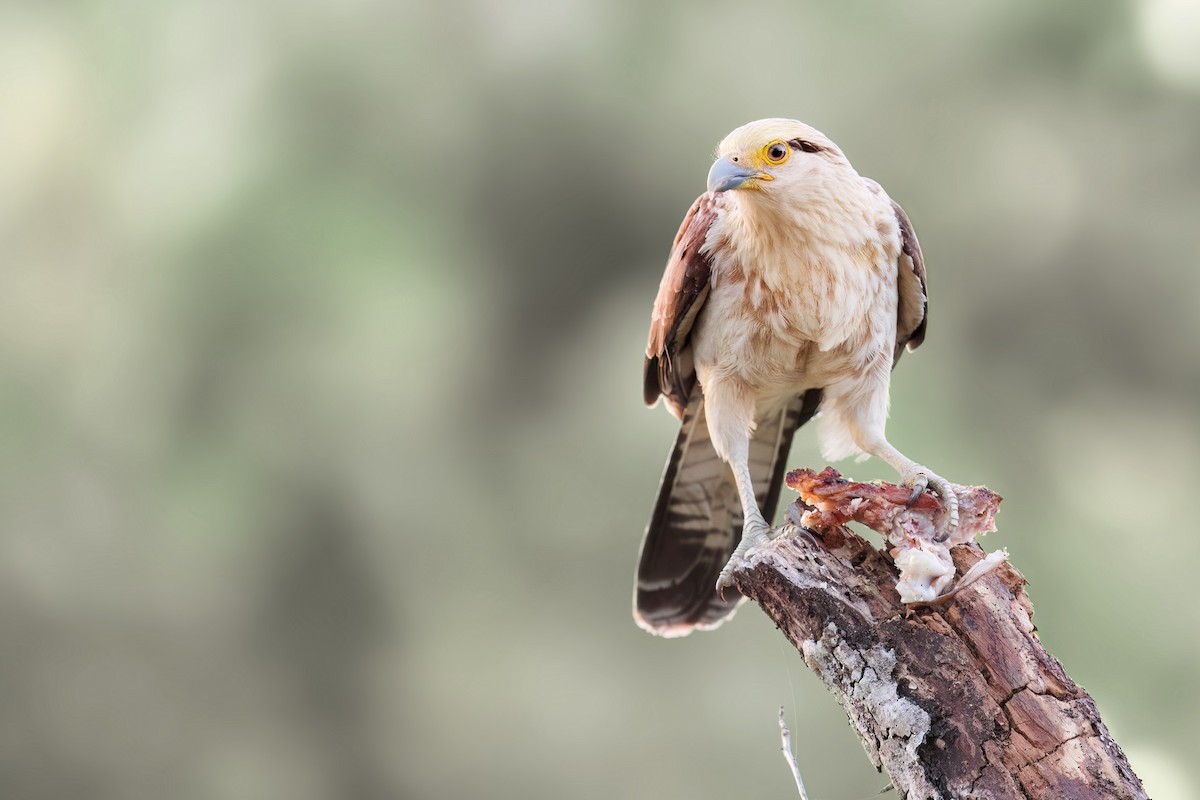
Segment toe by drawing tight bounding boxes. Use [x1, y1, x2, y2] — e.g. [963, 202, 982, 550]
[716, 537, 752, 594]
[944, 495, 960, 532]
[902, 474, 921, 506]
[926, 476, 960, 533]
[903, 468, 961, 535]
[749, 529, 773, 549]
[715, 574, 732, 598]
[904, 472, 929, 509]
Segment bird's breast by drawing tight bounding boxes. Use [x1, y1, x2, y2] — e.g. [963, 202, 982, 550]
[716, 235, 888, 344]
[692, 230, 895, 396]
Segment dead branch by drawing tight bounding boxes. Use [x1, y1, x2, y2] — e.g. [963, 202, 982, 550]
[778, 707, 811, 800]
[733, 468, 1146, 800]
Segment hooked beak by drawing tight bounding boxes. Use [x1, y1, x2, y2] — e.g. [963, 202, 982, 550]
[707, 156, 763, 193]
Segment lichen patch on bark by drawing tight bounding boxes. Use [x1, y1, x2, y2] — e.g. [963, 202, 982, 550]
[801, 624, 941, 800]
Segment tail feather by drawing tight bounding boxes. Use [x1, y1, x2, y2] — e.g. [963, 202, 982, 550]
[634, 390, 822, 636]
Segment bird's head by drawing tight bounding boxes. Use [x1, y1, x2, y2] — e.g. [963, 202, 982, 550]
[706, 119, 850, 203]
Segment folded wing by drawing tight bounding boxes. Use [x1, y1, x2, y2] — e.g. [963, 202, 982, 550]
[643, 193, 720, 419]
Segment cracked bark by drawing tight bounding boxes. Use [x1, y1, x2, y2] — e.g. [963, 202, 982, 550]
[732, 470, 1147, 800]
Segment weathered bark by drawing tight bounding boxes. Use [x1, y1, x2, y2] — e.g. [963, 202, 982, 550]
[733, 469, 1146, 800]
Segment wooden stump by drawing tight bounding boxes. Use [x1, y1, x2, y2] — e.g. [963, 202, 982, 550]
[733, 470, 1146, 800]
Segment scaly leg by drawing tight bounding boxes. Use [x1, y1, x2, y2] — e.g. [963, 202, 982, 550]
[863, 438, 960, 536]
[829, 368, 961, 538]
[715, 433, 771, 590]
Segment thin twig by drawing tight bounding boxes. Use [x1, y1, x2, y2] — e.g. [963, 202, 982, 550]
[778, 707, 810, 800]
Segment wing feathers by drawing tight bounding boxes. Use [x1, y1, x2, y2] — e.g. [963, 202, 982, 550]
[644, 193, 719, 418]
[892, 199, 928, 357]
[863, 179, 928, 364]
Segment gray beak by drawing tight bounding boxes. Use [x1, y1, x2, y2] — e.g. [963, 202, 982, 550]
[707, 156, 759, 193]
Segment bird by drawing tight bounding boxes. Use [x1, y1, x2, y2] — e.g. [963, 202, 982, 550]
[634, 118, 958, 637]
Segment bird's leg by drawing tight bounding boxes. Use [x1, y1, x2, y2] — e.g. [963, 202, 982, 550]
[831, 380, 961, 538]
[865, 438, 960, 536]
[715, 441, 772, 590]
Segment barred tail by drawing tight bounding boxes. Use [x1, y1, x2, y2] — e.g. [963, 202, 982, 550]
[634, 391, 821, 636]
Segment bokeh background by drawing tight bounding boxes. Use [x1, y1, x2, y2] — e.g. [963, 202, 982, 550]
[2, 0, 1199, 798]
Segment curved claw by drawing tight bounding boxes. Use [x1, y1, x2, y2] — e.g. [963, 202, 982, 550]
[904, 469, 960, 540]
[905, 473, 929, 509]
[715, 525, 773, 595]
[716, 567, 735, 599]
[715, 551, 744, 598]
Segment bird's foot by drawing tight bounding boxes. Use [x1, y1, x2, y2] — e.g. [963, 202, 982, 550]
[903, 468, 960, 540]
[715, 523, 773, 593]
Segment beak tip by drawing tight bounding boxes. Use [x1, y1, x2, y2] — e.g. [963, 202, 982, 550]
[707, 156, 758, 193]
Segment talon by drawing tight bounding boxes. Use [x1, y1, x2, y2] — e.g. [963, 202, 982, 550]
[926, 480, 960, 537]
[796, 526, 820, 546]
[715, 560, 738, 596]
[926, 476, 960, 535]
[715, 548, 745, 595]
[905, 472, 929, 509]
[715, 524, 772, 595]
[903, 468, 960, 540]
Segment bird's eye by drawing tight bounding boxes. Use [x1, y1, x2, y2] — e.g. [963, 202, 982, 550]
[764, 140, 790, 165]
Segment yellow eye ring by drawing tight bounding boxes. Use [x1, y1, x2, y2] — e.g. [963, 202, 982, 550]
[763, 140, 791, 165]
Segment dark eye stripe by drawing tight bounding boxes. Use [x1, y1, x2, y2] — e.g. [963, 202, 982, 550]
[789, 138, 822, 153]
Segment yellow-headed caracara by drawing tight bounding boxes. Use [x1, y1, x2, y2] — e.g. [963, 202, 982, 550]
[636, 119, 958, 637]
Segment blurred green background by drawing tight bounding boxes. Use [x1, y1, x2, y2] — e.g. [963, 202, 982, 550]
[2, 0, 1198, 798]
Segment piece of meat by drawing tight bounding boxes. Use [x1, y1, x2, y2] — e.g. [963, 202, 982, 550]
[783, 467, 1003, 602]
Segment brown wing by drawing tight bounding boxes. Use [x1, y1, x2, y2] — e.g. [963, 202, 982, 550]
[862, 178, 928, 364]
[643, 193, 720, 419]
[892, 199, 928, 361]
